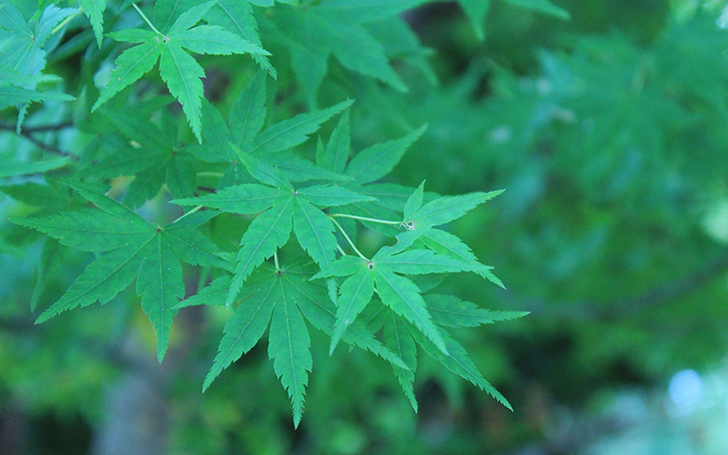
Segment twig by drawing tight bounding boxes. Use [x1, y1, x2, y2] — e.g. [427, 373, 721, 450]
[1, 123, 77, 159]
[0, 121, 74, 133]
[513, 248, 728, 321]
[13, 132, 76, 159]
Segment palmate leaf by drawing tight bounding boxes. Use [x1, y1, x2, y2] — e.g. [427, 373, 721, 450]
[0, 3, 76, 129]
[192, 73, 352, 185]
[152, 0, 277, 75]
[88, 109, 197, 207]
[316, 250, 456, 354]
[10, 179, 229, 362]
[174, 150, 374, 307]
[92, 1, 268, 141]
[269, 1, 426, 106]
[202, 259, 407, 427]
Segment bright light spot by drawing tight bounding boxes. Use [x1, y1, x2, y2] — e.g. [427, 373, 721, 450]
[702, 199, 728, 244]
[669, 369, 703, 410]
[488, 125, 512, 144]
[719, 6, 728, 28]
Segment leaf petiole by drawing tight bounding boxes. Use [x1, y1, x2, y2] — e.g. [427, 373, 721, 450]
[330, 217, 369, 261]
[174, 205, 203, 222]
[132, 3, 163, 35]
[274, 250, 280, 271]
[328, 213, 401, 225]
[51, 11, 82, 36]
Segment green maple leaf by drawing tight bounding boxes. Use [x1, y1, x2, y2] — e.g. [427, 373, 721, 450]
[151, 0, 281, 76]
[84, 107, 197, 207]
[173, 149, 375, 306]
[266, 0, 428, 106]
[314, 110, 428, 237]
[314, 241, 482, 354]
[200, 258, 408, 427]
[189, 71, 354, 186]
[0, 3, 77, 129]
[91, 1, 268, 142]
[10, 178, 230, 362]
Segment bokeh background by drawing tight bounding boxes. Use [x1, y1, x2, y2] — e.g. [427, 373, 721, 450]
[3, 0, 728, 453]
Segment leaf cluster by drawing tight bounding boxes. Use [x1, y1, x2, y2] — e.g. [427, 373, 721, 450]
[0, 0, 546, 428]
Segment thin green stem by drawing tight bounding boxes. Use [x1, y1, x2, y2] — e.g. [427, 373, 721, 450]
[330, 217, 368, 261]
[174, 205, 203, 222]
[196, 171, 225, 178]
[336, 243, 347, 256]
[133, 3, 163, 35]
[274, 250, 280, 271]
[51, 11, 81, 36]
[328, 213, 401, 225]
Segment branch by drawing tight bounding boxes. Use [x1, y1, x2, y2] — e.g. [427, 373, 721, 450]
[0, 125, 77, 159]
[0, 121, 74, 133]
[512, 248, 728, 321]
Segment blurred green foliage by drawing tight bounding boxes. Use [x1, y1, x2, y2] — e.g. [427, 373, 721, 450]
[2, 0, 728, 453]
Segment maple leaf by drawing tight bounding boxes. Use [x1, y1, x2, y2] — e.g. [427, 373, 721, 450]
[314, 109, 429, 238]
[173, 149, 375, 306]
[188, 71, 354, 186]
[150, 0, 283, 76]
[91, 1, 268, 142]
[197, 258, 408, 427]
[313, 243, 483, 355]
[10, 178, 230, 362]
[264, 0, 428, 106]
[83, 106, 197, 207]
[0, 3, 77, 129]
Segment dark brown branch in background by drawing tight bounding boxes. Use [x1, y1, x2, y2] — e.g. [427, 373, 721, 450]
[513, 248, 728, 322]
[0, 122, 77, 159]
[0, 121, 74, 133]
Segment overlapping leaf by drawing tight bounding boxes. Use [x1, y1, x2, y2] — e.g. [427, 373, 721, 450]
[190, 71, 353, 186]
[0, 3, 76, 128]
[91, 1, 268, 141]
[84, 107, 197, 207]
[200, 259, 408, 427]
[173, 149, 375, 306]
[10, 179, 230, 362]
[266, 0, 430, 106]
